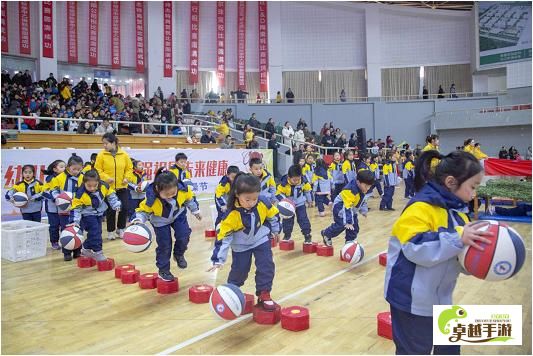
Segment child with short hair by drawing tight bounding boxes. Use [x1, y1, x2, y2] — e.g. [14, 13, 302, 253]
[127, 159, 147, 219]
[342, 150, 357, 184]
[385, 150, 493, 355]
[321, 170, 375, 246]
[328, 151, 345, 201]
[214, 165, 240, 227]
[276, 165, 313, 243]
[249, 157, 277, 204]
[312, 159, 332, 217]
[369, 155, 384, 197]
[41, 160, 66, 250]
[170, 152, 192, 186]
[380, 152, 399, 211]
[209, 173, 281, 311]
[402, 151, 415, 199]
[5, 164, 44, 222]
[70, 170, 121, 261]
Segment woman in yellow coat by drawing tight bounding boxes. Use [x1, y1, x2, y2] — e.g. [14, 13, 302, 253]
[463, 138, 475, 155]
[473, 143, 488, 160]
[94, 133, 134, 240]
[422, 134, 439, 152]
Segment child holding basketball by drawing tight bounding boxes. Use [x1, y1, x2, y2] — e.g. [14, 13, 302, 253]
[312, 159, 332, 217]
[328, 151, 345, 200]
[208, 173, 281, 311]
[42, 160, 66, 249]
[214, 165, 240, 227]
[127, 159, 147, 220]
[5, 164, 44, 222]
[170, 152, 192, 186]
[342, 150, 357, 184]
[131, 168, 200, 281]
[249, 157, 277, 204]
[276, 165, 313, 243]
[70, 170, 121, 262]
[384, 150, 493, 355]
[321, 170, 374, 246]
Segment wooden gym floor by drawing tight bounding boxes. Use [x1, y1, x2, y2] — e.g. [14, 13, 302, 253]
[2, 187, 531, 355]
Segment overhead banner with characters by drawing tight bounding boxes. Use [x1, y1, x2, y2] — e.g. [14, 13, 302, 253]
[1, 148, 273, 220]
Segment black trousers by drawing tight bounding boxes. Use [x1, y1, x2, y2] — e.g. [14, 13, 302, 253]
[106, 188, 129, 232]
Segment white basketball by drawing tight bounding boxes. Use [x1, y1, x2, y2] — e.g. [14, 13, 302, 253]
[122, 223, 153, 253]
[277, 198, 296, 219]
[340, 241, 364, 264]
[12, 192, 29, 207]
[140, 181, 150, 192]
[59, 225, 86, 250]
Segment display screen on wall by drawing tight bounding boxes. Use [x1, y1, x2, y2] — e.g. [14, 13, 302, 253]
[478, 2, 532, 67]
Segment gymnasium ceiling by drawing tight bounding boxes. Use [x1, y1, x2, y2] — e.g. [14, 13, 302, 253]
[366, 1, 474, 11]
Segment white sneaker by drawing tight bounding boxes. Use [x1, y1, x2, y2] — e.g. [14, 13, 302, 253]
[116, 229, 124, 239]
[107, 232, 116, 241]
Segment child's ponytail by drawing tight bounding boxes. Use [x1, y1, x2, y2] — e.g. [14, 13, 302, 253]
[41, 159, 65, 176]
[153, 167, 178, 196]
[414, 150, 443, 191]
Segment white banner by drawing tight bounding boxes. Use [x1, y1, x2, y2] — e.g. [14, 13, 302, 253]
[1, 148, 273, 220]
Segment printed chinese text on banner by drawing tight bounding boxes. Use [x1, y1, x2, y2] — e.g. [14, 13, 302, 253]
[163, 1, 172, 77]
[111, 1, 120, 69]
[189, 1, 200, 84]
[135, 1, 145, 73]
[216, 2, 225, 87]
[237, 2, 246, 89]
[42, 2, 54, 58]
[88, 2, 98, 66]
[67, 2, 77, 63]
[19, 2, 31, 55]
[258, 1, 268, 92]
[1, 2, 8, 52]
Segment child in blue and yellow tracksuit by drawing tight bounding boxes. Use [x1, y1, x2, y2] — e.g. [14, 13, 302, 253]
[328, 152, 345, 201]
[384, 150, 493, 355]
[132, 168, 201, 281]
[276, 165, 313, 243]
[5, 164, 44, 222]
[380, 153, 399, 211]
[312, 159, 332, 216]
[342, 150, 357, 184]
[209, 173, 281, 311]
[127, 159, 147, 219]
[70, 170, 121, 262]
[249, 157, 277, 204]
[302, 154, 316, 203]
[369, 156, 383, 197]
[41, 160, 66, 250]
[214, 165, 240, 228]
[170, 152, 193, 187]
[357, 154, 374, 198]
[321, 170, 375, 246]
[402, 152, 415, 199]
[48, 154, 85, 260]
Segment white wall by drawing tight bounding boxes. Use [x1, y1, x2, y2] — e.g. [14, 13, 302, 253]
[507, 61, 532, 89]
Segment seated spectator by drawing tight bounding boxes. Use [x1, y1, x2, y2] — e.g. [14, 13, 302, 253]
[264, 118, 275, 139]
[220, 135, 235, 149]
[200, 129, 216, 144]
[94, 118, 115, 135]
[77, 121, 94, 134]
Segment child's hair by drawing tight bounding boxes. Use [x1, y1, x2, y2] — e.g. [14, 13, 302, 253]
[305, 153, 315, 161]
[90, 153, 98, 162]
[175, 152, 187, 161]
[288, 164, 302, 178]
[315, 158, 327, 169]
[153, 167, 178, 195]
[22, 164, 35, 175]
[414, 150, 482, 192]
[426, 134, 439, 144]
[356, 170, 375, 185]
[249, 157, 262, 168]
[464, 138, 474, 146]
[227, 173, 261, 211]
[42, 160, 65, 176]
[83, 169, 100, 183]
[226, 165, 240, 175]
[474, 143, 480, 148]
[406, 151, 413, 160]
[362, 153, 371, 161]
[345, 150, 354, 159]
[68, 153, 84, 166]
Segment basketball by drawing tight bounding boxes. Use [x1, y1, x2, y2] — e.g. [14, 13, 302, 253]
[12, 192, 28, 207]
[59, 225, 85, 250]
[209, 284, 245, 321]
[140, 181, 150, 192]
[340, 241, 365, 264]
[458, 220, 526, 281]
[122, 223, 153, 253]
[56, 191, 73, 211]
[278, 198, 296, 219]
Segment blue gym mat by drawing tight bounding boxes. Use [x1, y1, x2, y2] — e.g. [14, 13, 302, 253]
[477, 213, 532, 224]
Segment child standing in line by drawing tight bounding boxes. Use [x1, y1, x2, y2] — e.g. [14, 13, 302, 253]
[342, 150, 357, 184]
[302, 154, 316, 204]
[321, 170, 375, 246]
[41, 160, 66, 250]
[249, 157, 277, 204]
[70, 170, 121, 262]
[380, 153, 399, 211]
[82, 153, 98, 174]
[127, 159, 147, 220]
[369, 155, 384, 197]
[312, 159, 332, 217]
[402, 151, 415, 199]
[276, 165, 313, 243]
[214, 166, 240, 228]
[328, 151, 345, 201]
[131, 168, 201, 281]
[384, 150, 493, 355]
[170, 152, 192, 186]
[208, 173, 281, 311]
[5, 164, 44, 222]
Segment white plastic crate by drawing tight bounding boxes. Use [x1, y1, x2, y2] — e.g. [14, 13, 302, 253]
[2, 220, 50, 262]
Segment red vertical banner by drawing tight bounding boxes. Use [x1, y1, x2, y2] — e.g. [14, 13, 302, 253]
[67, 2, 78, 63]
[42, 2, 54, 58]
[163, 1, 172, 77]
[216, 2, 225, 87]
[1, 2, 8, 53]
[88, 1, 98, 66]
[111, 1, 121, 69]
[189, 1, 200, 84]
[19, 2, 31, 55]
[258, 2, 268, 92]
[135, 1, 145, 73]
[237, 2, 246, 89]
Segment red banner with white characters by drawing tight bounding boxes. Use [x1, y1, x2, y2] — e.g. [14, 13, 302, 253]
[19, 2, 31, 55]
[237, 2, 246, 89]
[111, 1, 120, 69]
[1, 2, 8, 53]
[258, 1, 268, 92]
[163, 1, 172, 77]
[216, 2, 225, 87]
[67, 2, 77, 63]
[135, 1, 145, 73]
[189, 1, 199, 84]
[88, 1, 98, 66]
[42, 2, 53, 58]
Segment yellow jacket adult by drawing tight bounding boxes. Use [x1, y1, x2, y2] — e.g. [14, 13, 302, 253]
[216, 122, 230, 137]
[94, 148, 134, 190]
[422, 143, 439, 152]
